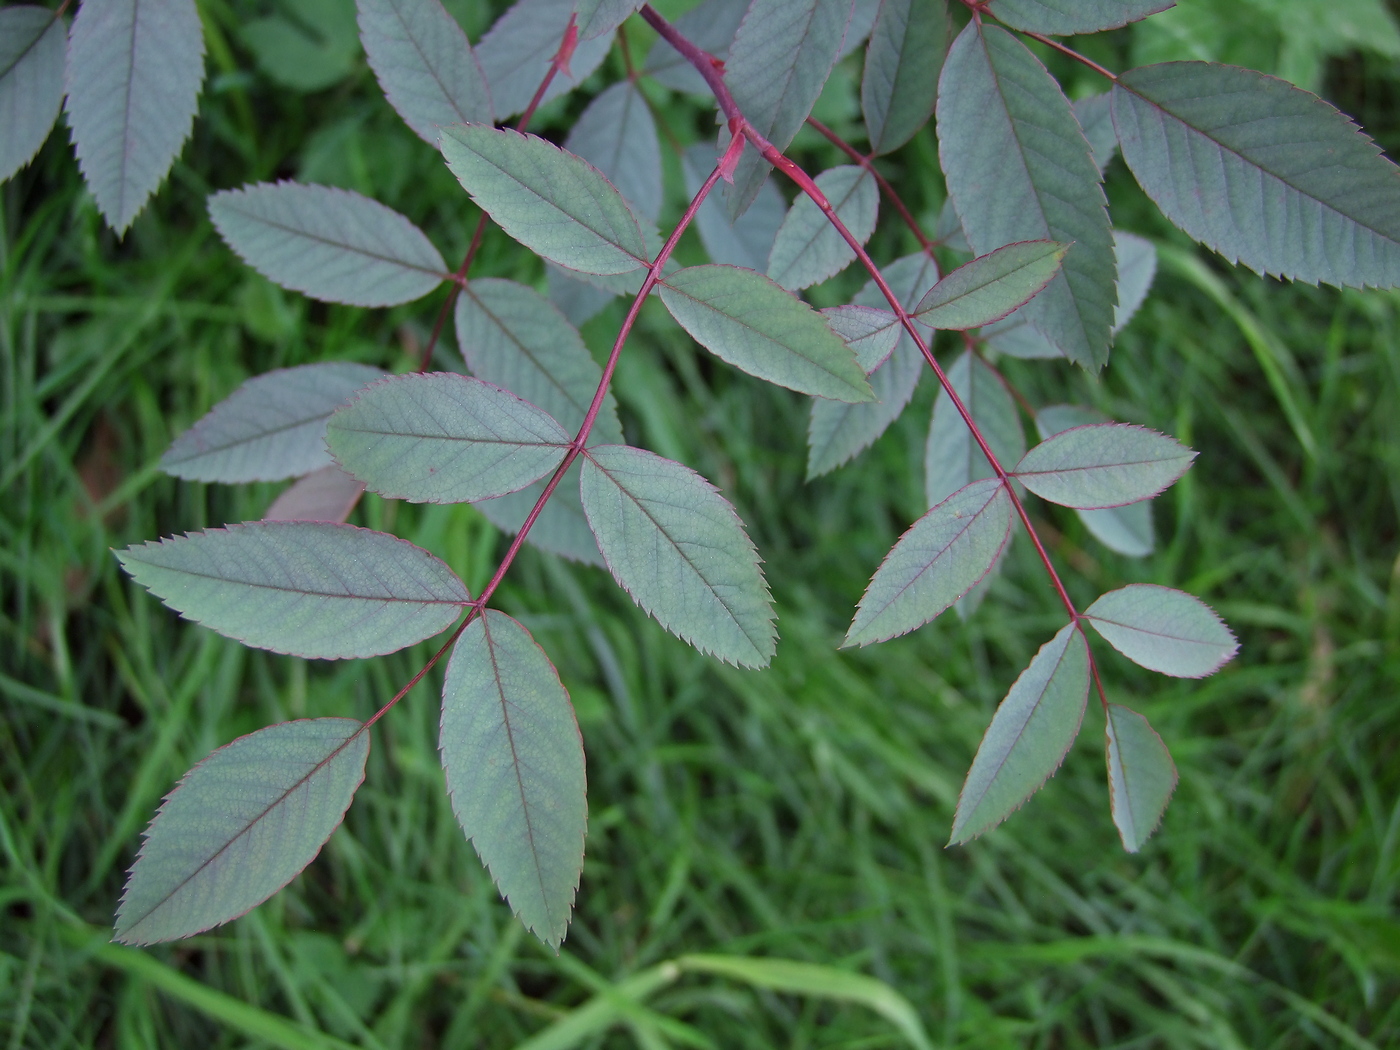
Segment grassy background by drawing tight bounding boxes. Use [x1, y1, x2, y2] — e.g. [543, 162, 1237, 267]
[4, 1, 1400, 1047]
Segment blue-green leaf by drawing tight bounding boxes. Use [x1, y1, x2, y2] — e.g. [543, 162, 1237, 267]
[861, 0, 949, 156]
[1112, 230, 1157, 335]
[683, 142, 786, 270]
[925, 350, 1024, 507]
[326, 373, 571, 504]
[914, 240, 1068, 330]
[477, 0, 612, 120]
[1113, 62, 1400, 288]
[576, 0, 643, 40]
[821, 305, 901, 372]
[1014, 423, 1195, 509]
[986, 0, 1173, 33]
[474, 462, 603, 567]
[844, 478, 1013, 646]
[564, 80, 663, 225]
[767, 165, 879, 290]
[114, 718, 369, 944]
[1085, 584, 1238, 677]
[580, 445, 776, 667]
[441, 610, 586, 948]
[950, 622, 1091, 844]
[1073, 92, 1118, 174]
[117, 522, 469, 659]
[0, 7, 66, 183]
[1105, 703, 1177, 852]
[209, 182, 448, 307]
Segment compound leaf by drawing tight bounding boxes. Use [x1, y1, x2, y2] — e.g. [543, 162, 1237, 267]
[580, 445, 776, 667]
[767, 165, 880, 291]
[845, 478, 1013, 646]
[1035, 405, 1154, 556]
[1113, 62, 1400, 288]
[914, 240, 1068, 330]
[986, 0, 1172, 33]
[114, 718, 370, 945]
[326, 373, 570, 504]
[925, 350, 1024, 507]
[950, 622, 1090, 844]
[938, 23, 1116, 370]
[441, 610, 586, 948]
[683, 142, 786, 270]
[644, 0, 749, 93]
[264, 465, 366, 523]
[65, 0, 205, 233]
[1085, 583, 1238, 677]
[576, 0, 643, 40]
[861, 0, 949, 156]
[821, 305, 901, 372]
[1112, 230, 1157, 335]
[1014, 423, 1195, 508]
[475, 462, 603, 566]
[161, 362, 387, 483]
[477, 0, 612, 120]
[0, 7, 66, 183]
[564, 80, 662, 224]
[116, 522, 469, 659]
[209, 182, 448, 307]
[357, 0, 493, 145]
[659, 265, 874, 402]
[1105, 703, 1177, 852]
[441, 125, 649, 277]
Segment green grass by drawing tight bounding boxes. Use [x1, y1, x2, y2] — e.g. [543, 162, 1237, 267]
[4, 5, 1400, 1047]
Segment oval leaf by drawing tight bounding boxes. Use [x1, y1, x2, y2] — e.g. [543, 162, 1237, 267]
[580, 445, 776, 667]
[985, 0, 1173, 33]
[161, 362, 387, 483]
[327, 373, 571, 504]
[1085, 583, 1238, 677]
[950, 622, 1091, 844]
[1035, 405, 1154, 556]
[925, 350, 1025, 507]
[264, 464, 366, 523]
[1105, 703, 1178, 852]
[1113, 62, 1400, 289]
[477, 0, 612, 120]
[767, 165, 880, 290]
[1014, 423, 1195, 509]
[65, 0, 205, 232]
[564, 80, 663, 224]
[441, 125, 649, 277]
[845, 478, 1013, 647]
[357, 0, 493, 145]
[114, 718, 370, 945]
[441, 611, 586, 949]
[914, 240, 1068, 330]
[0, 7, 66, 183]
[821, 305, 901, 372]
[660, 264, 874, 402]
[862, 0, 949, 156]
[209, 182, 448, 307]
[116, 522, 469, 659]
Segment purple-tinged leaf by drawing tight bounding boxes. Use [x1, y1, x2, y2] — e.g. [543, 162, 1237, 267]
[441, 611, 586, 949]
[576, 0, 643, 40]
[209, 182, 448, 307]
[1105, 703, 1177, 852]
[580, 445, 776, 668]
[861, 0, 949, 156]
[1085, 584, 1238, 678]
[821, 305, 901, 372]
[1113, 62, 1400, 288]
[982, 308, 1060, 359]
[1074, 92, 1118, 174]
[114, 718, 369, 945]
[0, 7, 66, 183]
[441, 125, 649, 277]
[683, 143, 786, 270]
[565, 81, 663, 224]
[161, 362, 387, 483]
[950, 622, 1090, 844]
[547, 263, 615, 327]
[645, 0, 749, 94]
[925, 350, 1024, 507]
[658, 265, 874, 402]
[476, 0, 612, 120]
[767, 165, 879, 290]
[326, 373, 571, 504]
[65, 0, 205, 233]
[116, 522, 469, 659]
[844, 478, 1013, 646]
[1112, 230, 1157, 335]
[986, 0, 1173, 34]
[357, 0, 493, 145]
[1013, 423, 1195, 509]
[914, 240, 1068, 330]
[1035, 405, 1154, 556]
[264, 465, 366, 523]
[938, 23, 1116, 370]
[475, 462, 603, 567]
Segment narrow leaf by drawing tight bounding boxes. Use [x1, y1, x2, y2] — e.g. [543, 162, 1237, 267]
[477, 0, 612, 120]
[65, 0, 205, 232]
[1105, 703, 1177, 852]
[161, 362, 387, 483]
[644, 0, 748, 94]
[326, 373, 570, 504]
[986, 0, 1173, 33]
[115, 718, 369, 945]
[950, 623, 1091, 844]
[475, 462, 603, 566]
[441, 125, 649, 277]
[0, 7, 66, 183]
[1074, 92, 1118, 174]
[659, 265, 874, 402]
[209, 182, 448, 307]
[861, 0, 949, 156]
[925, 350, 1024, 507]
[441, 611, 586, 948]
[821, 305, 901, 372]
[264, 465, 366, 523]
[914, 240, 1068, 330]
[1113, 62, 1400, 288]
[116, 522, 469, 659]
[564, 80, 663, 224]
[576, 0, 643, 40]
[1013, 423, 1195, 509]
[1112, 230, 1157, 335]
[580, 445, 776, 667]
[845, 478, 1013, 646]
[1035, 405, 1154, 556]
[1085, 583, 1238, 677]
[357, 0, 493, 145]
[937, 23, 1116, 369]
[767, 165, 880, 290]
[683, 142, 785, 270]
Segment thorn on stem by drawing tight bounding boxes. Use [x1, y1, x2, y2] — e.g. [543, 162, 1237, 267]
[553, 14, 579, 78]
